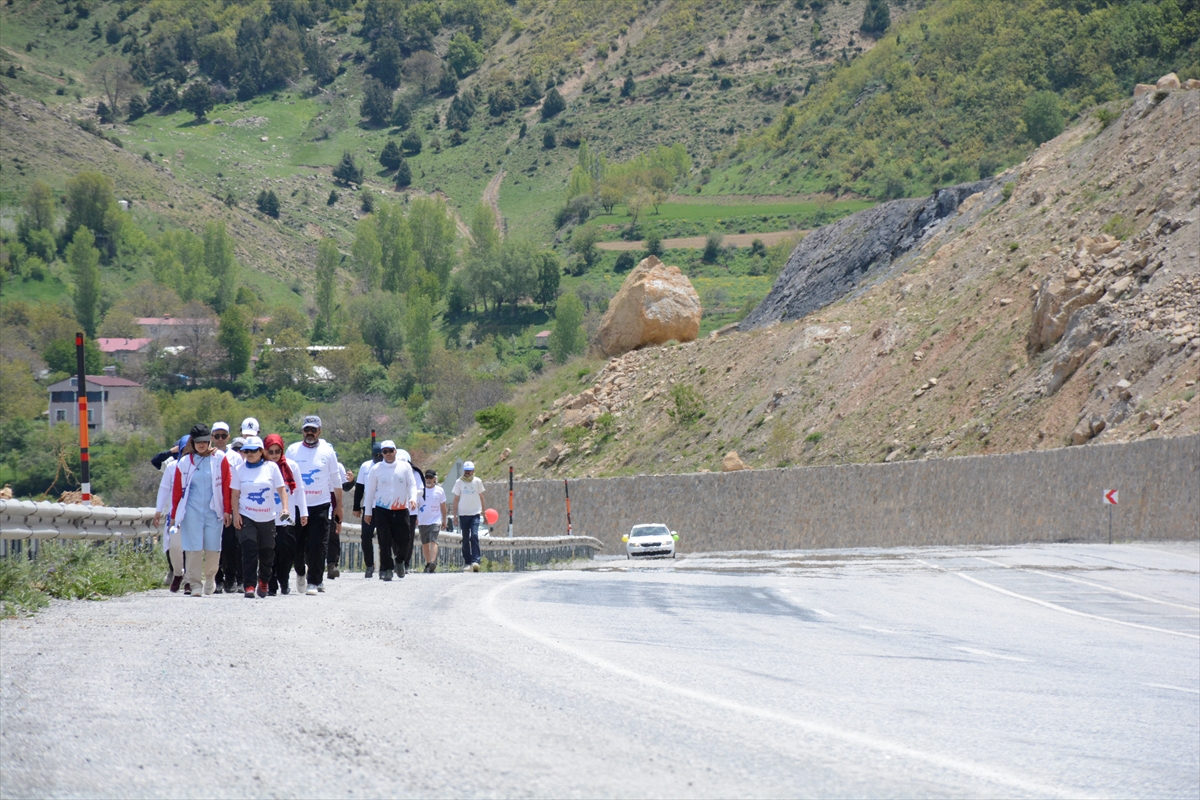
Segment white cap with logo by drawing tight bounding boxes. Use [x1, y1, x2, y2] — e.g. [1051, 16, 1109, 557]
[463, 461, 475, 471]
[240, 417, 260, 436]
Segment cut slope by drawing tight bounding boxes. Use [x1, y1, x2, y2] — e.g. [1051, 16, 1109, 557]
[440, 87, 1199, 478]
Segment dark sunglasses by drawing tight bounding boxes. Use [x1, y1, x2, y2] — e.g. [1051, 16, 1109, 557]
[266, 447, 283, 455]
[212, 432, 229, 439]
[381, 447, 396, 453]
[303, 427, 319, 434]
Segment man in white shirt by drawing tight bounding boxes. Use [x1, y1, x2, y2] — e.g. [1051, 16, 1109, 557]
[452, 461, 485, 572]
[362, 440, 418, 580]
[285, 415, 343, 596]
[353, 443, 383, 578]
[416, 469, 447, 573]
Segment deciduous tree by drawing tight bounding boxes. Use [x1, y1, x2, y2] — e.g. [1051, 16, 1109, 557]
[66, 227, 101, 337]
[548, 292, 585, 363]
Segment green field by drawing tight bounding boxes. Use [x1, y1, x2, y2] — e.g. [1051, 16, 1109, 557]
[588, 198, 873, 240]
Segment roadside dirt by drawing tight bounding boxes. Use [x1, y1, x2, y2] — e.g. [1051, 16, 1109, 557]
[598, 230, 806, 250]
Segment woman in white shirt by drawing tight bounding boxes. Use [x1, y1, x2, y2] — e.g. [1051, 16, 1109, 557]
[231, 436, 289, 599]
[263, 433, 306, 595]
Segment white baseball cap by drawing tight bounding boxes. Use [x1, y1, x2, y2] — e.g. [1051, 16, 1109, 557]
[240, 417, 260, 435]
[241, 435, 264, 451]
[211, 421, 230, 433]
[397, 449, 411, 462]
[379, 440, 396, 450]
[463, 461, 475, 471]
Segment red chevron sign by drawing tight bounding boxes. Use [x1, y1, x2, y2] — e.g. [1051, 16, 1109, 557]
[1103, 489, 1119, 505]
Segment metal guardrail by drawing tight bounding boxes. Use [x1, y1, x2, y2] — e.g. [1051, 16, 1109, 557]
[0, 500, 603, 570]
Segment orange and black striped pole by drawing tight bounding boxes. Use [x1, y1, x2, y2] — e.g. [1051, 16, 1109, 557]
[75, 332, 91, 506]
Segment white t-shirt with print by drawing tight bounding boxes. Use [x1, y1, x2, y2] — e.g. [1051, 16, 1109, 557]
[234, 461, 285, 523]
[417, 485, 447, 526]
[452, 477, 485, 517]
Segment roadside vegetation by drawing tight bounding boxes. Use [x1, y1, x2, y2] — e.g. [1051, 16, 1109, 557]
[0, 542, 163, 617]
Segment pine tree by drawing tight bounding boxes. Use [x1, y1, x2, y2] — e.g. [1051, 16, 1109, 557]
[394, 158, 412, 189]
[860, 0, 890, 34]
[541, 87, 565, 119]
[380, 140, 403, 171]
[67, 228, 102, 337]
[333, 151, 363, 185]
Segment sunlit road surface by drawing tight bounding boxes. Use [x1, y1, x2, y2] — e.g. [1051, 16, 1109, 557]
[2, 542, 1197, 799]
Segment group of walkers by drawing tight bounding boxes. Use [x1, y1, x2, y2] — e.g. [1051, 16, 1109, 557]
[151, 414, 490, 599]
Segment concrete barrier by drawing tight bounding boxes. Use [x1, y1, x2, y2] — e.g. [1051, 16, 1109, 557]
[500, 435, 1200, 554]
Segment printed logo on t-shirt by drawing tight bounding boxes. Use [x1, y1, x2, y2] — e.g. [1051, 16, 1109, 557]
[302, 469, 321, 485]
[246, 487, 270, 505]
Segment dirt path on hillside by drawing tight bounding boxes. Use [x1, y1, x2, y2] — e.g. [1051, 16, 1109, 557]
[483, 171, 506, 237]
[597, 229, 806, 251]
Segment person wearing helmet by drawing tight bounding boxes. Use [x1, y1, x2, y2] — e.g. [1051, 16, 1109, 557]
[452, 461, 485, 572]
[362, 440, 418, 580]
[169, 424, 233, 596]
[353, 443, 384, 578]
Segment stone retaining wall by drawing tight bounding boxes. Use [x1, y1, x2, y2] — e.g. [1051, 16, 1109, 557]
[492, 436, 1199, 554]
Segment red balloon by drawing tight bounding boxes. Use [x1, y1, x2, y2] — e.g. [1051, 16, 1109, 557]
[484, 508, 499, 525]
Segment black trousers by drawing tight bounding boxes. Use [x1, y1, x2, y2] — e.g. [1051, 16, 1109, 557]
[299, 503, 330, 586]
[360, 517, 376, 569]
[372, 508, 411, 572]
[216, 523, 241, 587]
[271, 523, 297, 591]
[326, 512, 341, 567]
[237, 518, 276, 588]
[403, 513, 417, 568]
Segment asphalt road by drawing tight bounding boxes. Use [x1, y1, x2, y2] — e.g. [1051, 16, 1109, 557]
[2, 542, 1197, 799]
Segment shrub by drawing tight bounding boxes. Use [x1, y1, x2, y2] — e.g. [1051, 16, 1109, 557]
[541, 87, 565, 119]
[702, 231, 723, 263]
[644, 231, 664, 258]
[543, 129, 556, 149]
[1002, 182, 1015, 202]
[401, 130, 422, 155]
[667, 383, 705, 426]
[1022, 90, 1063, 145]
[379, 140, 403, 171]
[614, 252, 636, 272]
[333, 151, 363, 185]
[475, 403, 516, 438]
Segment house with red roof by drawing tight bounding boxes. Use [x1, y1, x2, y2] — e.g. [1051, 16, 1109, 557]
[96, 337, 153, 363]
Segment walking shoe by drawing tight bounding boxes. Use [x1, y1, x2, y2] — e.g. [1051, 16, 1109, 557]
[183, 583, 192, 595]
[305, 583, 318, 596]
[223, 581, 236, 594]
[295, 573, 306, 594]
[471, 562, 481, 572]
[257, 581, 269, 598]
[170, 575, 183, 593]
[316, 584, 325, 592]
[204, 579, 216, 596]
[423, 563, 433, 573]
[280, 582, 290, 595]
[397, 563, 406, 578]
[327, 564, 340, 579]
[213, 583, 224, 594]
[268, 586, 278, 596]
[244, 585, 256, 598]
[462, 564, 472, 572]
[364, 567, 374, 579]
[381, 569, 393, 581]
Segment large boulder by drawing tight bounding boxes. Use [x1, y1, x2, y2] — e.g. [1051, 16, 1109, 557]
[597, 256, 701, 356]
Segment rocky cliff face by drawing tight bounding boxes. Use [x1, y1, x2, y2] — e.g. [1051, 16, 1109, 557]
[741, 179, 994, 330]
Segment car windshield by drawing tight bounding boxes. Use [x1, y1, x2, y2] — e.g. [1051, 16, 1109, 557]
[630, 525, 670, 538]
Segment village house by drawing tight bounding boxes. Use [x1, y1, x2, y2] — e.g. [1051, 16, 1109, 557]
[47, 374, 142, 431]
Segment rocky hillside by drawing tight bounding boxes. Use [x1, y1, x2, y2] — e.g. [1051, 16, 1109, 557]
[443, 83, 1199, 477]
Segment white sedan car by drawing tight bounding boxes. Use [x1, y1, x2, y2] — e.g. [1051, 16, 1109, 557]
[623, 524, 679, 559]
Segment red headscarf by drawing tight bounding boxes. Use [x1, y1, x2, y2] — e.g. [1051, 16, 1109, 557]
[263, 433, 296, 493]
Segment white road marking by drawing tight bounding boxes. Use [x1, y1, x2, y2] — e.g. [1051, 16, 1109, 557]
[954, 573, 1200, 640]
[1143, 683, 1200, 695]
[1024, 569, 1200, 613]
[813, 608, 836, 618]
[974, 557, 1012, 568]
[953, 646, 1032, 663]
[484, 576, 1090, 799]
[912, 558, 946, 571]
